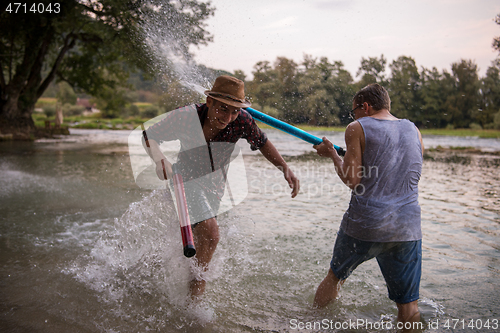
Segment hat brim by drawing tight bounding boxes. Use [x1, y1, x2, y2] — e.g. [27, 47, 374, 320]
[204, 91, 251, 108]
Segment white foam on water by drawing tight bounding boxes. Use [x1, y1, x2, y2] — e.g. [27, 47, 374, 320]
[0, 168, 64, 197]
[64, 189, 224, 328]
[420, 297, 446, 317]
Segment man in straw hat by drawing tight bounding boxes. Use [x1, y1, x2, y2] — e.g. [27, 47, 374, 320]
[143, 75, 300, 299]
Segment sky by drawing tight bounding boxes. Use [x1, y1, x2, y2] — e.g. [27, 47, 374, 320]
[191, 0, 500, 80]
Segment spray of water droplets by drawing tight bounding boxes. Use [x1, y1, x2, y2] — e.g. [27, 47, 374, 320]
[139, 3, 217, 95]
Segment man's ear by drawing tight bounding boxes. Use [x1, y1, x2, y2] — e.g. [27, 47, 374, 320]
[363, 102, 370, 115]
[206, 96, 213, 107]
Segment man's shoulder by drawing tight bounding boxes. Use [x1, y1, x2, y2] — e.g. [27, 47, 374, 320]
[346, 120, 364, 134]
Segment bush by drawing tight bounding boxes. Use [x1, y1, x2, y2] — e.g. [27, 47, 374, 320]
[43, 105, 56, 118]
[262, 105, 281, 118]
[141, 105, 160, 119]
[469, 122, 482, 130]
[126, 104, 140, 117]
[36, 97, 57, 108]
[494, 111, 500, 130]
[62, 104, 86, 116]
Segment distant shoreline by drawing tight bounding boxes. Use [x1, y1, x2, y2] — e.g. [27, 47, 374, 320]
[256, 123, 500, 139]
[31, 113, 500, 140]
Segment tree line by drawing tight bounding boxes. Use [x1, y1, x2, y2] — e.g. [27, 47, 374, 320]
[2, 0, 500, 138]
[240, 54, 500, 129]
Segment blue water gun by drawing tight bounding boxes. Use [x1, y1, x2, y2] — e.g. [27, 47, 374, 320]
[245, 107, 346, 156]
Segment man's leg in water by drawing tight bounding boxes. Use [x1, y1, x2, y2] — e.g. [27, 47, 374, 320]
[190, 217, 219, 298]
[397, 301, 421, 332]
[313, 269, 344, 307]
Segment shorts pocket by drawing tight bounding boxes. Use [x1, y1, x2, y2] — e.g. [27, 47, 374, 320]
[391, 241, 421, 264]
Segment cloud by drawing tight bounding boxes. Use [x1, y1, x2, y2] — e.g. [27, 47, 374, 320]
[313, 0, 353, 11]
[263, 16, 298, 30]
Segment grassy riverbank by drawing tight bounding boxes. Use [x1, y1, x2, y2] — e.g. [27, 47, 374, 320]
[33, 113, 145, 130]
[33, 113, 500, 138]
[419, 128, 500, 138]
[283, 124, 500, 138]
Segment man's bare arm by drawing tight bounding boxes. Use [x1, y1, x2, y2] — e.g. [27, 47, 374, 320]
[314, 122, 364, 190]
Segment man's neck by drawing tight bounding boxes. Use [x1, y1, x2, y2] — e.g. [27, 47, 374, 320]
[368, 108, 398, 120]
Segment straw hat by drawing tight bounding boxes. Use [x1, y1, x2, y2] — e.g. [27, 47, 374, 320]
[204, 75, 251, 108]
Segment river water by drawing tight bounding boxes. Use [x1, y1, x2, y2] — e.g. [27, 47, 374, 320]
[1, 128, 499, 332]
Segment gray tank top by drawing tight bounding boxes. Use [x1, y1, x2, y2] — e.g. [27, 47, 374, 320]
[340, 117, 422, 242]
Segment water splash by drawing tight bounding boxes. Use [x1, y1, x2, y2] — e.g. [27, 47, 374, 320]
[61, 186, 261, 331]
[139, 6, 216, 95]
[420, 298, 446, 317]
[64, 189, 222, 328]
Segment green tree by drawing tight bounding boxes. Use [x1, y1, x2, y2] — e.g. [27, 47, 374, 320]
[493, 13, 500, 53]
[248, 55, 355, 126]
[356, 54, 387, 87]
[233, 70, 246, 82]
[485, 13, 500, 128]
[56, 81, 77, 105]
[440, 69, 462, 128]
[298, 56, 336, 125]
[93, 86, 133, 118]
[479, 60, 500, 127]
[450, 59, 480, 128]
[0, 0, 214, 138]
[304, 57, 354, 125]
[388, 56, 421, 121]
[329, 61, 355, 125]
[419, 67, 449, 128]
[274, 57, 301, 122]
[247, 61, 278, 110]
[294, 56, 353, 126]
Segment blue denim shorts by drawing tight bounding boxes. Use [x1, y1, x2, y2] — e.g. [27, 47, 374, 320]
[330, 229, 422, 304]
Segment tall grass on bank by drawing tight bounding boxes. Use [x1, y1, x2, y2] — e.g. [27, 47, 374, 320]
[419, 128, 500, 139]
[33, 113, 147, 130]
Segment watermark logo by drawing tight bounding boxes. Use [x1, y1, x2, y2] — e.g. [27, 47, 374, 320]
[289, 318, 425, 331]
[247, 161, 376, 199]
[128, 105, 248, 224]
